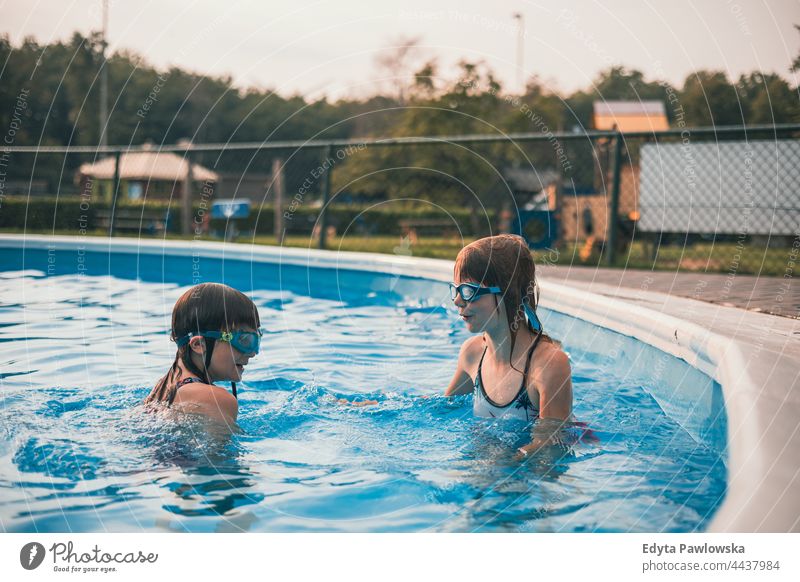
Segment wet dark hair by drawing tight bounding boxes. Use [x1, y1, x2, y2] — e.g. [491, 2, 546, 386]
[454, 234, 551, 368]
[144, 283, 261, 406]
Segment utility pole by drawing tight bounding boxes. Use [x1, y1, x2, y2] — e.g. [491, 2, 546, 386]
[513, 13, 525, 94]
[99, 0, 109, 148]
[272, 158, 285, 244]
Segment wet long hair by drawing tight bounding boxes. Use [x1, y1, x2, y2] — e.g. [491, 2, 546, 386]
[454, 234, 552, 369]
[144, 283, 261, 406]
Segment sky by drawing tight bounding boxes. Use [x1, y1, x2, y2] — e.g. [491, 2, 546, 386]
[2, 0, 799, 99]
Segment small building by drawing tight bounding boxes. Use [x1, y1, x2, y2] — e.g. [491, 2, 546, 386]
[559, 100, 666, 248]
[496, 166, 559, 212]
[215, 172, 273, 202]
[560, 165, 640, 243]
[592, 100, 668, 133]
[76, 145, 218, 202]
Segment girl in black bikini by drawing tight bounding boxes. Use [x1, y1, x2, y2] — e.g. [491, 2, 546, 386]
[445, 235, 583, 456]
[144, 283, 261, 426]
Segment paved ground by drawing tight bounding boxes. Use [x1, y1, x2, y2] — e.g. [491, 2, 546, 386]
[538, 265, 799, 319]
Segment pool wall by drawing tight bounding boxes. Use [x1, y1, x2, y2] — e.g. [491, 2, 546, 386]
[1, 235, 798, 532]
[541, 275, 800, 533]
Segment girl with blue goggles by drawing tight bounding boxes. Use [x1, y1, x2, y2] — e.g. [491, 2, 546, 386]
[144, 283, 262, 426]
[445, 235, 575, 459]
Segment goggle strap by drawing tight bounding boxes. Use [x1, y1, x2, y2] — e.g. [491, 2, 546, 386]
[524, 304, 543, 333]
[173, 330, 230, 346]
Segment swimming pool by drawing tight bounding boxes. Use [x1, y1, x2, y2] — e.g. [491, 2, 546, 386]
[0, 239, 727, 532]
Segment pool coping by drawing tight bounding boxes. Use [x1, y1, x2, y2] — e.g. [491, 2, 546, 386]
[2, 234, 798, 532]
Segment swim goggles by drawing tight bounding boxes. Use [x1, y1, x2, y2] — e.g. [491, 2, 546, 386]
[449, 282, 501, 303]
[449, 282, 543, 333]
[175, 329, 263, 354]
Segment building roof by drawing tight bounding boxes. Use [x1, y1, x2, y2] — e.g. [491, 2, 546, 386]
[502, 167, 560, 193]
[78, 149, 218, 182]
[592, 100, 669, 132]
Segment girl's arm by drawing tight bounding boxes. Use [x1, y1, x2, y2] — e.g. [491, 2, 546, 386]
[537, 349, 573, 420]
[516, 349, 573, 457]
[445, 337, 479, 396]
[446, 367, 473, 396]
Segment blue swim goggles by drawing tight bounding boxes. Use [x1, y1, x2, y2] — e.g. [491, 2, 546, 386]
[175, 329, 263, 354]
[449, 282, 501, 302]
[450, 282, 543, 333]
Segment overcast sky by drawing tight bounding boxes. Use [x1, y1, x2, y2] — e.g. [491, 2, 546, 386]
[2, 0, 799, 99]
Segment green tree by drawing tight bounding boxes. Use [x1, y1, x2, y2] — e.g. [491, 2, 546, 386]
[680, 70, 743, 126]
[737, 72, 800, 124]
[594, 66, 665, 101]
[334, 61, 506, 205]
[4, 32, 800, 208]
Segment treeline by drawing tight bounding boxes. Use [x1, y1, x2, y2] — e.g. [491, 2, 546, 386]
[1, 32, 798, 148]
[1, 32, 799, 214]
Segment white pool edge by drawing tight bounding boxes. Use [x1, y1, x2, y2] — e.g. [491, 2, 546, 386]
[2, 234, 798, 532]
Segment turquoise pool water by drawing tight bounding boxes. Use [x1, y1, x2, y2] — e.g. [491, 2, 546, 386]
[0, 246, 727, 532]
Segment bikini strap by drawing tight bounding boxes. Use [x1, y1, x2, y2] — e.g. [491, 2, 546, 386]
[173, 376, 239, 402]
[476, 335, 541, 408]
[175, 376, 203, 390]
[477, 335, 538, 384]
[476, 344, 489, 375]
[522, 332, 543, 378]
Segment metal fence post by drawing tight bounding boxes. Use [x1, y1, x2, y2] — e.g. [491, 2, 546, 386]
[606, 132, 623, 266]
[108, 150, 121, 237]
[318, 144, 333, 250]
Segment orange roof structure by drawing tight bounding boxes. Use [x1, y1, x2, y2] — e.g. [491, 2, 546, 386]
[592, 101, 669, 132]
[78, 147, 218, 183]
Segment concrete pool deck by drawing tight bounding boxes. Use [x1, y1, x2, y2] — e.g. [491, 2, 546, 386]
[538, 264, 799, 319]
[1, 234, 798, 532]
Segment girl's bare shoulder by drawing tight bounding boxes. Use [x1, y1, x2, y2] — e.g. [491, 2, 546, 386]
[172, 382, 238, 423]
[459, 335, 485, 364]
[530, 339, 571, 381]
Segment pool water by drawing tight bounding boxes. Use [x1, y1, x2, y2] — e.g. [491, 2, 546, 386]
[0, 248, 727, 532]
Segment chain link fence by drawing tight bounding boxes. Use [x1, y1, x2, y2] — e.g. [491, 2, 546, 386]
[608, 125, 800, 276]
[1, 124, 798, 275]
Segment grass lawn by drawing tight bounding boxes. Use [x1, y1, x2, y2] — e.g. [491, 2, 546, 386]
[555, 240, 791, 276]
